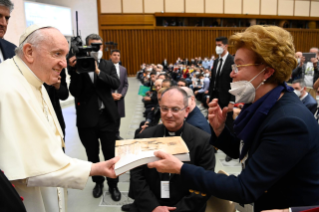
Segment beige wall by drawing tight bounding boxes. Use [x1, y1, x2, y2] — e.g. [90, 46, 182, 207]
[311, 1, 319, 17]
[145, 0, 164, 13]
[123, 0, 143, 13]
[185, 0, 204, 13]
[5, 0, 25, 45]
[165, 0, 184, 13]
[278, 0, 294, 16]
[261, 0, 277, 15]
[206, 0, 223, 13]
[243, 0, 260, 15]
[225, 0, 242, 14]
[101, 0, 121, 13]
[295, 0, 310, 16]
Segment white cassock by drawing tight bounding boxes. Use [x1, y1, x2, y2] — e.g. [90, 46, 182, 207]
[0, 56, 92, 212]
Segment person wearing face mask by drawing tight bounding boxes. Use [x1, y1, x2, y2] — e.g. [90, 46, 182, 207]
[147, 26, 319, 212]
[207, 36, 235, 162]
[194, 74, 210, 107]
[68, 34, 122, 201]
[202, 57, 211, 70]
[291, 79, 317, 114]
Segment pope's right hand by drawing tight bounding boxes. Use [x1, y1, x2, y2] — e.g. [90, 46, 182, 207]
[68, 56, 77, 67]
[90, 157, 120, 178]
[208, 98, 227, 137]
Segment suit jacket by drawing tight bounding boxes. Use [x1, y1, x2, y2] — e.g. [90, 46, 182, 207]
[180, 92, 319, 212]
[186, 106, 211, 134]
[44, 69, 69, 134]
[130, 123, 215, 212]
[208, 54, 235, 108]
[302, 93, 317, 114]
[291, 206, 319, 212]
[69, 59, 120, 128]
[112, 65, 129, 118]
[0, 38, 16, 61]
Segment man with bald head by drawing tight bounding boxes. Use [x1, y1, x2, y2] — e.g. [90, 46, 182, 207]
[0, 0, 16, 62]
[0, 24, 119, 212]
[129, 87, 215, 212]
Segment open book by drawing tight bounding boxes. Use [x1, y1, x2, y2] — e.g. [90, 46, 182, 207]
[114, 136, 190, 176]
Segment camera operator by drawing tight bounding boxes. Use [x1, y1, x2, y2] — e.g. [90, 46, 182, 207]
[68, 34, 121, 201]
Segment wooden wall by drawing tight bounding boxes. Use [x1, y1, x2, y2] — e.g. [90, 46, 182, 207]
[101, 27, 319, 75]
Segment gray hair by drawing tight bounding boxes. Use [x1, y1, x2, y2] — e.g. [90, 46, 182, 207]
[162, 86, 189, 107]
[85, 34, 103, 45]
[181, 87, 194, 97]
[292, 79, 306, 88]
[0, 0, 14, 12]
[15, 29, 47, 57]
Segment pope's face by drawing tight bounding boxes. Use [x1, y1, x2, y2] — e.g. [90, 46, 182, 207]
[32, 28, 68, 85]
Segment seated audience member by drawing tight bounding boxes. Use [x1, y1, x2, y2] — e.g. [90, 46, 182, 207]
[177, 78, 187, 87]
[162, 79, 172, 88]
[202, 58, 211, 70]
[143, 79, 163, 115]
[181, 87, 211, 134]
[148, 25, 319, 212]
[158, 73, 166, 80]
[130, 87, 215, 212]
[194, 74, 210, 103]
[292, 79, 317, 114]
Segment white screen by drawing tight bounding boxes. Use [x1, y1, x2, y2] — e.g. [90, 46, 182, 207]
[24, 1, 73, 36]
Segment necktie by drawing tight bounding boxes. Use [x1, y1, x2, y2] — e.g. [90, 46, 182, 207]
[214, 58, 223, 89]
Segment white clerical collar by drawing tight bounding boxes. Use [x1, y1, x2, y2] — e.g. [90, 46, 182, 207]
[13, 56, 43, 89]
[168, 132, 175, 136]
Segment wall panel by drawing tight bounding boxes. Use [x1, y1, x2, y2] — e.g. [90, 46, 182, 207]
[261, 0, 277, 15]
[278, 0, 294, 16]
[225, 0, 242, 14]
[165, 0, 184, 13]
[100, 0, 121, 13]
[186, 0, 204, 13]
[294, 0, 310, 16]
[123, 0, 143, 13]
[311, 1, 319, 17]
[243, 0, 260, 15]
[101, 28, 319, 75]
[144, 0, 164, 13]
[206, 0, 223, 13]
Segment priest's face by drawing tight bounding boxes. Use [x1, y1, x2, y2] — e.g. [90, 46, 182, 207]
[160, 89, 190, 132]
[32, 28, 68, 85]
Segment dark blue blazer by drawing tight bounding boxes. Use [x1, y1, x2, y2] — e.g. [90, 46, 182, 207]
[180, 92, 319, 212]
[302, 93, 317, 115]
[186, 106, 211, 134]
[0, 38, 16, 60]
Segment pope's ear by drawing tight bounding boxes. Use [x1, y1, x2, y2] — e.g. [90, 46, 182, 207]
[23, 43, 35, 64]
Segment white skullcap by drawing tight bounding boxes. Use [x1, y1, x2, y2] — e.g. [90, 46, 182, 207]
[19, 24, 55, 45]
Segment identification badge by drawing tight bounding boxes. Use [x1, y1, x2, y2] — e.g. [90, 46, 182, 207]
[161, 181, 170, 198]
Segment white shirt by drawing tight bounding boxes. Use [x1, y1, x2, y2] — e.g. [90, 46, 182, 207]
[0, 48, 4, 63]
[300, 92, 308, 101]
[114, 63, 120, 78]
[304, 62, 314, 87]
[216, 52, 229, 75]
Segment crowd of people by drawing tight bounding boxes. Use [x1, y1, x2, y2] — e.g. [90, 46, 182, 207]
[2, 0, 319, 212]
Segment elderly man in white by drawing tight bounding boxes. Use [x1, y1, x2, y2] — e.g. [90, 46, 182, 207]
[0, 24, 119, 212]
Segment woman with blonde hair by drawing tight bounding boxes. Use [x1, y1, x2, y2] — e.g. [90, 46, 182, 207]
[148, 25, 319, 211]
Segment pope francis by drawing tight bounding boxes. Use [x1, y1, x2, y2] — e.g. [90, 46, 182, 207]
[0, 24, 120, 212]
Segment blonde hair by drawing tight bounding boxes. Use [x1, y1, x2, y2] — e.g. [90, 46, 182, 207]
[229, 25, 297, 84]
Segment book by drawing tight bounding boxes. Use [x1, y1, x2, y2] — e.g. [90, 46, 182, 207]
[114, 136, 190, 176]
[138, 85, 150, 97]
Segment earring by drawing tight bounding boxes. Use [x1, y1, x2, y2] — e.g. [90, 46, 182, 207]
[261, 79, 266, 85]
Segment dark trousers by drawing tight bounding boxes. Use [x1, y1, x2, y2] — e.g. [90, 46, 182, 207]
[78, 110, 119, 187]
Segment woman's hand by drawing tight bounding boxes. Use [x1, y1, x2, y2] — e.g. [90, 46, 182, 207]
[208, 98, 228, 137]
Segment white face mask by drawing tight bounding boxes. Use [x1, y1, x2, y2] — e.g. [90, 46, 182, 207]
[316, 96, 319, 105]
[294, 89, 302, 98]
[297, 58, 301, 63]
[229, 68, 266, 103]
[90, 50, 103, 61]
[200, 79, 204, 83]
[215, 46, 224, 55]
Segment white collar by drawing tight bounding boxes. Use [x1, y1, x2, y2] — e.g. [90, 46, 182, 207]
[219, 51, 229, 62]
[300, 92, 308, 101]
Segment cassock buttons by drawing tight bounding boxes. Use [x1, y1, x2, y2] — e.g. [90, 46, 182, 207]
[189, 189, 194, 193]
[195, 191, 200, 194]
[20, 196, 24, 201]
[12, 183, 15, 188]
[265, 191, 268, 193]
[201, 193, 207, 196]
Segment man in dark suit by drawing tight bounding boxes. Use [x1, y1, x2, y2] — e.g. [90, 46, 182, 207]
[68, 34, 121, 201]
[207, 36, 235, 161]
[292, 79, 317, 114]
[110, 49, 129, 140]
[44, 69, 69, 139]
[0, 0, 16, 63]
[129, 87, 215, 212]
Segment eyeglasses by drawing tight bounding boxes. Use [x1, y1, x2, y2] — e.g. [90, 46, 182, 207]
[231, 64, 260, 74]
[159, 106, 187, 113]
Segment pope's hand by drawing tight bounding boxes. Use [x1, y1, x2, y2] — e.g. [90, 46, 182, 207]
[148, 151, 183, 174]
[90, 157, 120, 178]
